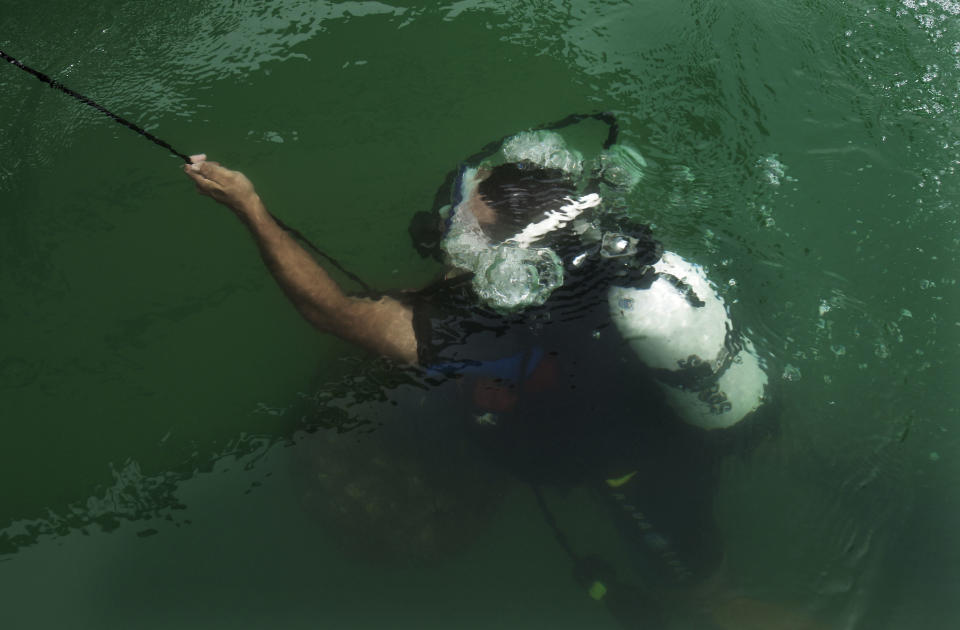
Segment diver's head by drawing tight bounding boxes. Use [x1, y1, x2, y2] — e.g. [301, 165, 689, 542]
[411, 122, 643, 311]
[468, 162, 577, 243]
[430, 127, 620, 312]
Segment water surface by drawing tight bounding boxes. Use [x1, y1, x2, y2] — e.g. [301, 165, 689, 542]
[1, 1, 958, 628]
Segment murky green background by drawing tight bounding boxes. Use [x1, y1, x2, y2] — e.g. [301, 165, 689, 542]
[1, 1, 958, 628]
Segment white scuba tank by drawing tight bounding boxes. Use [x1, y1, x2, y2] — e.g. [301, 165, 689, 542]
[608, 251, 768, 429]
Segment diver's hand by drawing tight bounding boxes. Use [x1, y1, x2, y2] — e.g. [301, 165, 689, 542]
[183, 154, 265, 219]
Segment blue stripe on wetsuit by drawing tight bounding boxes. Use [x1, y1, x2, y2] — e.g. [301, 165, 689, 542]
[425, 346, 545, 382]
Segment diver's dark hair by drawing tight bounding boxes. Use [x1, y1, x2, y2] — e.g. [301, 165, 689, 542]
[477, 162, 576, 242]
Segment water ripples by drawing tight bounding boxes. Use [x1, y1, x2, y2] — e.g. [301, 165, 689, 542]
[0, 1, 410, 190]
[1, 1, 958, 625]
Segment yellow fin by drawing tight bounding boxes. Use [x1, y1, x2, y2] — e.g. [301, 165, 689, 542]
[605, 470, 638, 488]
[588, 580, 608, 600]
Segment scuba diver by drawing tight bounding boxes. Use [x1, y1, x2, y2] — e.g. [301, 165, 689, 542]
[183, 116, 774, 628]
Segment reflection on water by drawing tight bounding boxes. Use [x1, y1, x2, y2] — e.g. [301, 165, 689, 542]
[1, 0, 959, 629]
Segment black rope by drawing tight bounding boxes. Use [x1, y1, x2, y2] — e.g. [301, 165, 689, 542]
[1, 48, 374, 294]
[1, 48, 192, 163]
[531, 484, 660, 630]
[268, 212, 375, 294]
[531, 484, 580, 560]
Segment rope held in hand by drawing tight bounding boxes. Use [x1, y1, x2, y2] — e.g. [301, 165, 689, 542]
[1, 48, 192, 163]
[0, 48, 374, 293]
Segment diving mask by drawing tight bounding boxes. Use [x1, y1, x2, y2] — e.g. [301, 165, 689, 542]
[437, 128, 646, 312]
[441, 166, 598, 312]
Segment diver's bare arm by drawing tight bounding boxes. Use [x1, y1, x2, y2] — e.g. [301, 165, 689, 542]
[183, 156, 418, 363]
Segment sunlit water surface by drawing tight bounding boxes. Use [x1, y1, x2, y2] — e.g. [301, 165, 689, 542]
[1, 1, 959, 628]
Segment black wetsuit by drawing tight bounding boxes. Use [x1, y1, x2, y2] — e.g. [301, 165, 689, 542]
[407, 221, 738, 588]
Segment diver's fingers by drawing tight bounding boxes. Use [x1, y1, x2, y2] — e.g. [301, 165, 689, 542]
[184, 160, 230, 189]
[183, 158, 257, 209]
[192, 181, 225, 199]
[187, 160, 226, 182]
[183, 162, 216, 185]
[189, 153, 206, 164]
[183, 164, 225, 198]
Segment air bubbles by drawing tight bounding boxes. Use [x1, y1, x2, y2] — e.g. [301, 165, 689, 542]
[671, 164, 696, 183]
[782, 364, 802, 381]
[502, 130, 584, 178]
[597, 144, 647, 191]
[757, 154, 788, 186]
[247, 129, 299, 144]
[885, 321, 903, 342]
[254, 403, 287, 417]
[756, 203, 776, 228]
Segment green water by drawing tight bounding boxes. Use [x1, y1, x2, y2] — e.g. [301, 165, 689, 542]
[1, 1, 958, 628]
